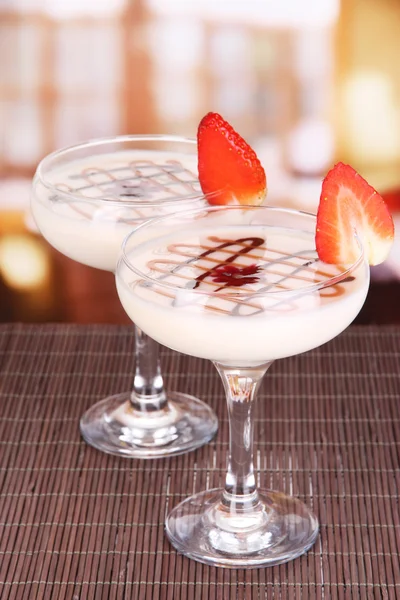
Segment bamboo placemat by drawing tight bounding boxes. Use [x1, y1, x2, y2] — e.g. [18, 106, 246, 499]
[0, 323, 399, 599]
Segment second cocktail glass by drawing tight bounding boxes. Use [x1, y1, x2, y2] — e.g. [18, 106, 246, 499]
[116, 204, 370, 567]
[31, 135, 218, 458]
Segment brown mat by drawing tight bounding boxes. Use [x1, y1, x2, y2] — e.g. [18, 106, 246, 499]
[0, 323, 399, 599]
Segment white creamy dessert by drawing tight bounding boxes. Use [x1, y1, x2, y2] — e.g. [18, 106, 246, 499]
[117, 222, 369, 365]
[31, 149, 202, 271]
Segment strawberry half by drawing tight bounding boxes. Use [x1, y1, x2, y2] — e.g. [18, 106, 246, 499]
[316, 162, 394, 266]
[197, 112, 267, 206]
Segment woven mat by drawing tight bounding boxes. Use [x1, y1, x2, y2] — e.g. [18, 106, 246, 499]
[0, 324, 399, 599]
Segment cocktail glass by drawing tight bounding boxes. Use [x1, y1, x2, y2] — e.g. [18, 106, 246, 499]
[31, 135, 218, 458]
[116, 204, 370, 567]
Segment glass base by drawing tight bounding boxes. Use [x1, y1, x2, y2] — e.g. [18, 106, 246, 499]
[80, 391, 218, 458]
[166, 488, 319, 568]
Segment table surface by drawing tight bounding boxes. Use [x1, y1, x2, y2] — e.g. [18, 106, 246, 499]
[0, 323, 399, 599]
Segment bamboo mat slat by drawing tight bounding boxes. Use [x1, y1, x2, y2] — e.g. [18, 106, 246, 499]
[0, 323, 399, 599]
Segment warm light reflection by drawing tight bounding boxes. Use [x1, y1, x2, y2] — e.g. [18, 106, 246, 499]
[0, 234, 49, 290]
[342, 71, 400, 163]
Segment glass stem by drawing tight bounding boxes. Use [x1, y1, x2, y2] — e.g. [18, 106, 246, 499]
[214, 361, 274, 513]
[131, 326, 168, 412]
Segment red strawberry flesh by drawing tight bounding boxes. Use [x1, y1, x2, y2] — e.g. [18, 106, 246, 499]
[197, 112, 267, 206]
[316, 162, 394, 266]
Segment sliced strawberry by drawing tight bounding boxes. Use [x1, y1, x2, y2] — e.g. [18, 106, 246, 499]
[316, 162, 394, 266]
[381, 187, 400, 213]
[197, 112, 267, 206]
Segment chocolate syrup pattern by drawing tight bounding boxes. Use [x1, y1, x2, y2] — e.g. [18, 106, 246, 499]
[143, 235, 356, 316]
[211, 264, 262, 289]
[50, 159, 201, 225]
[193, 237, 264, 289]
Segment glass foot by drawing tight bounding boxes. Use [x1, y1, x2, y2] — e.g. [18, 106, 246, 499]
[166, 488, 319, 568]
[80, 392, 218, 458]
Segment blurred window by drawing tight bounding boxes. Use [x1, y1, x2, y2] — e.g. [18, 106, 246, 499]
[148, 0, 339, 27]
[0, 0, 338, 179]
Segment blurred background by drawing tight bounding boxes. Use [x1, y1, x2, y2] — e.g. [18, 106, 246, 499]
[0, 0, 399, 324]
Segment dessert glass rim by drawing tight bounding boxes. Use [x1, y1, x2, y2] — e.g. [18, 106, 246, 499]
[34, 134, 209, 208]
[119, 204, 366, 299]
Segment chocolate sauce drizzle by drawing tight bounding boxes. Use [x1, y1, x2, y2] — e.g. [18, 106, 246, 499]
[142, 234, 357, 317]
[50, 159, 201, 226]
[193, 237, 264, 289]
[211, 264, 262, 289]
